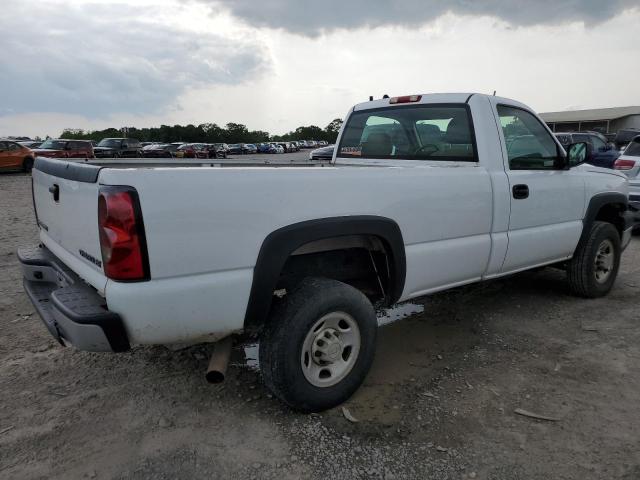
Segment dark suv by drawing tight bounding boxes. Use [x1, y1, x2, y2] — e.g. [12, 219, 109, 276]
[94, 138, 143, 158]
[555, 131, 619, 169]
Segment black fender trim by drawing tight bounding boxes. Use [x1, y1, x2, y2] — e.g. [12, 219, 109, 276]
[576, 192, 628, 252]
[243, 216, 406, 332]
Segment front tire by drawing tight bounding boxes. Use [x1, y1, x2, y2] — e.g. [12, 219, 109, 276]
[567, 221, 621, 298]
[22, 157, 34, 173]
[260, 277, 377, 412]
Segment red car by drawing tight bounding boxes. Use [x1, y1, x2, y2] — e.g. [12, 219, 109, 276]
[33, 139, 94, 159]
[176, 143, 208, 159]
[0, 140, 35, 172]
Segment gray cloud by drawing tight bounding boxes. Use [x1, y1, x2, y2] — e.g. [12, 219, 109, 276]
[0, 1, 269, 117]
[202, 0, 640, 35]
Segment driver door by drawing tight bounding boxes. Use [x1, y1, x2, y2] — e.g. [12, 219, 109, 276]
[493, 103, 585, 273]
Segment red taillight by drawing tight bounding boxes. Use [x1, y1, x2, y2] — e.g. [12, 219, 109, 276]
[614, 159, 636, 170]
[98, 186, 149, 281]
[389, 95, 422, 104]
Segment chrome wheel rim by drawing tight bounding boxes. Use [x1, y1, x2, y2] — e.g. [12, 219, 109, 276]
[300, 312, 361, 388]
[594, 239, 615, 284]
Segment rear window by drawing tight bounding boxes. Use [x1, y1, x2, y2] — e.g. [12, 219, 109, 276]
[338, 104, 477, 161]
[625, 138, 640, 157]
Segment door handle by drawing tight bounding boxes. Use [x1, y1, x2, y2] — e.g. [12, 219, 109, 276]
[512, 184, 529, 199]
[49, 184, 59, 202]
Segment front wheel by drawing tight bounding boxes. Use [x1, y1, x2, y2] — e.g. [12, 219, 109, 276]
[22, 157, 34, 173]
[567, 221, 621, 298]
[260, 277, 377, 412]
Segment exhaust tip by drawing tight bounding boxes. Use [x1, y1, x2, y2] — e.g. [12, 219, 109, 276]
[205, 336, 233, 384]
[206, 370, 225, 384]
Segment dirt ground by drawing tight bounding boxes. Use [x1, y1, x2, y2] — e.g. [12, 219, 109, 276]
[1, 172, 639, 480]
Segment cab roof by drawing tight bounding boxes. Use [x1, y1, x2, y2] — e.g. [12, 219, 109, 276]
[352, 93, 528, 112]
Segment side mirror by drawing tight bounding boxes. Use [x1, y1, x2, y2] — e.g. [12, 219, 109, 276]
[567, 142, 590, 167]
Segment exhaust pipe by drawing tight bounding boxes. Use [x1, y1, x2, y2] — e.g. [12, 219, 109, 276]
[206, 336, 233, 383]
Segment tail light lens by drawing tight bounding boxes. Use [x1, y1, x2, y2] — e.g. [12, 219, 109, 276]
[98, 186, 149, 281]
[614, 159, 636, 170]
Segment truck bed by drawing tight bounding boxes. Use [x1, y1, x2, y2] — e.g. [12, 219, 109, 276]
[67, 157, 332, 169]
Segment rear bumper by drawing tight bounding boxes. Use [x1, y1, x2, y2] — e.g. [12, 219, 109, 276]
[18, 245, 130, 352]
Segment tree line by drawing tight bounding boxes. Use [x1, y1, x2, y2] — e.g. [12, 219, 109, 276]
[60, 119, 343, 144]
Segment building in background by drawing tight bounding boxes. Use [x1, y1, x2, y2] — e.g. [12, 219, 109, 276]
[540, 106, 640, 134]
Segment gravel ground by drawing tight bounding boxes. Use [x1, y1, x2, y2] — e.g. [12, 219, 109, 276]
[1, 172, 639, 479]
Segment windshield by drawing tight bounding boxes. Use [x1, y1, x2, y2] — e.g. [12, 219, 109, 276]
[39, 140, 67, 150]
[97, 139, 122, 148]
[338, 104, 477, 161]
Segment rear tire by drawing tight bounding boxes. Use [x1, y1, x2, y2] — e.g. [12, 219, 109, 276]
[22, 157, 34, 173]
[260, 277, 377, 412]
[567, 221, 621, 298]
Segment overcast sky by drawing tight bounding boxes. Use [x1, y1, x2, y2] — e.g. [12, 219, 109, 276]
[1, 0, 639, 138]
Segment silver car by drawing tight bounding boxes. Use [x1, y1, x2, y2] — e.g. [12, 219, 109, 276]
[614, 135, 640, 204]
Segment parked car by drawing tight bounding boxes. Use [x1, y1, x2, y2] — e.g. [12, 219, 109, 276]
[94, 138, 143, 158]
[176, 143, 208, 159]
[19, 141, 43, 149]
[227, 143, 245, 155]
[142, 143, 179, 158]
[309, 144, 335, 161]
[19, 93, 635, 413]
[214, 143, 229, 155]
[33, 139, 94, 159]
[204, 144, 227, 159]
[318, 140, 329, 147]
[555, 132, 619, 168]
[257, 143, 271, 153]
[268, 143, 284, 153]
[277, 142, 291, 153]
[614, 135, 640, 203]
[244, 144, 258, 154]
[0, 139, 34, 172]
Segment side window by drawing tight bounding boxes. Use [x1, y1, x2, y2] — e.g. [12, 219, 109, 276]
[591, 136, 606, 151]
[497, 105, 560, 170]
[572, 134, 590, 144]
[7, 142, 20, 151]
[0, 142, 6, 151]
[555, 134, 571, 146]
[338, 105, 477, 161]
[625, 138, 640, 156]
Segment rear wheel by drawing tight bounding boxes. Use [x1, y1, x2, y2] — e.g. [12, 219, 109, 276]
[22, 157, 34, 173]
[567, 221, 621, 298]
[260, 277, 377, 412]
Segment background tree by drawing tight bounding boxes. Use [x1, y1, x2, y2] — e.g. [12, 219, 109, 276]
[59, 117, 343, 145]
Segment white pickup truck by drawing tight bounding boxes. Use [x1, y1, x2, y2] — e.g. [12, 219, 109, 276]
[20, 93, 634, 412]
